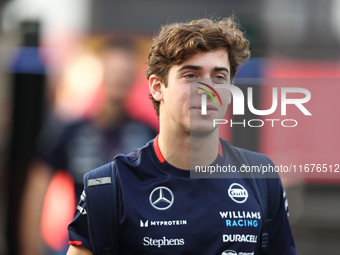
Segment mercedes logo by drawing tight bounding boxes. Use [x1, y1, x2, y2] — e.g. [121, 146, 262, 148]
[149, 186, 174, 210]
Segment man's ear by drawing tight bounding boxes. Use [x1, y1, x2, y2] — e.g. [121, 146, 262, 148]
[149, 74, 163, 102]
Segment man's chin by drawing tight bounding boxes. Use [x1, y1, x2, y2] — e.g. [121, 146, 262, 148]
[189, 124, 217, 137]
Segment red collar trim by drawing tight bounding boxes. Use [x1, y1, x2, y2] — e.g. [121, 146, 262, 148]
[154, 135, 166, 163]
[218, 140, 223, 157]
[153, 134, 223, 163]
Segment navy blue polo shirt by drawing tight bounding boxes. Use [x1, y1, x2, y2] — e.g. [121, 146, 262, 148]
[68, 136, 297, 255]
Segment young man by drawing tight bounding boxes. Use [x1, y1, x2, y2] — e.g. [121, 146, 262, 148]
[67, 17, 297, 255]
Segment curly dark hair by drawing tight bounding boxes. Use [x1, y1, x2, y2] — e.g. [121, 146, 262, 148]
[146, 16, 251, 117]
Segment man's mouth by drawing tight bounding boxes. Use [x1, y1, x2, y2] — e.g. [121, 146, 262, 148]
[191, 105, 217, 111]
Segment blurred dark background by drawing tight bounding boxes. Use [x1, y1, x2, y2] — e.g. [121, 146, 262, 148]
[0, 0, 339, 254]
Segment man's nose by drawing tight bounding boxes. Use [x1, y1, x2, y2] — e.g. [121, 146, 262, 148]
[196, 82, 216, 97]
[197, 87, 206, 95]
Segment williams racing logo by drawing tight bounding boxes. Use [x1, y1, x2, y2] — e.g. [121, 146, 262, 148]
[219, 211, 261, 228]
[228, 183, 248, 203]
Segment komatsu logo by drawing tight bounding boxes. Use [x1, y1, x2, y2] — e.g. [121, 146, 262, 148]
[221, 250, 237, 255]
[228, 183, 248, 204]
[221, 250, 254, 255]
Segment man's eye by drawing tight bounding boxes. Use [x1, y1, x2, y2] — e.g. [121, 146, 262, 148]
[215, 76, 226, 80]
[212, 76, 227, 84]
[184, 74, 197, 78]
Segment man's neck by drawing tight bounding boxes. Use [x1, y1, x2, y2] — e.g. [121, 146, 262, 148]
[158, 126, 220, 170]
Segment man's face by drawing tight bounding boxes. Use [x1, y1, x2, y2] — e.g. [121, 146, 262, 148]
[161, 48, 231, 135]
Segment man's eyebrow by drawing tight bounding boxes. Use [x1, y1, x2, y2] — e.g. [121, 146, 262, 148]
[177, 65, 230, 74]
[213, 67, 230, 74]
[177, 65, 202, 72]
